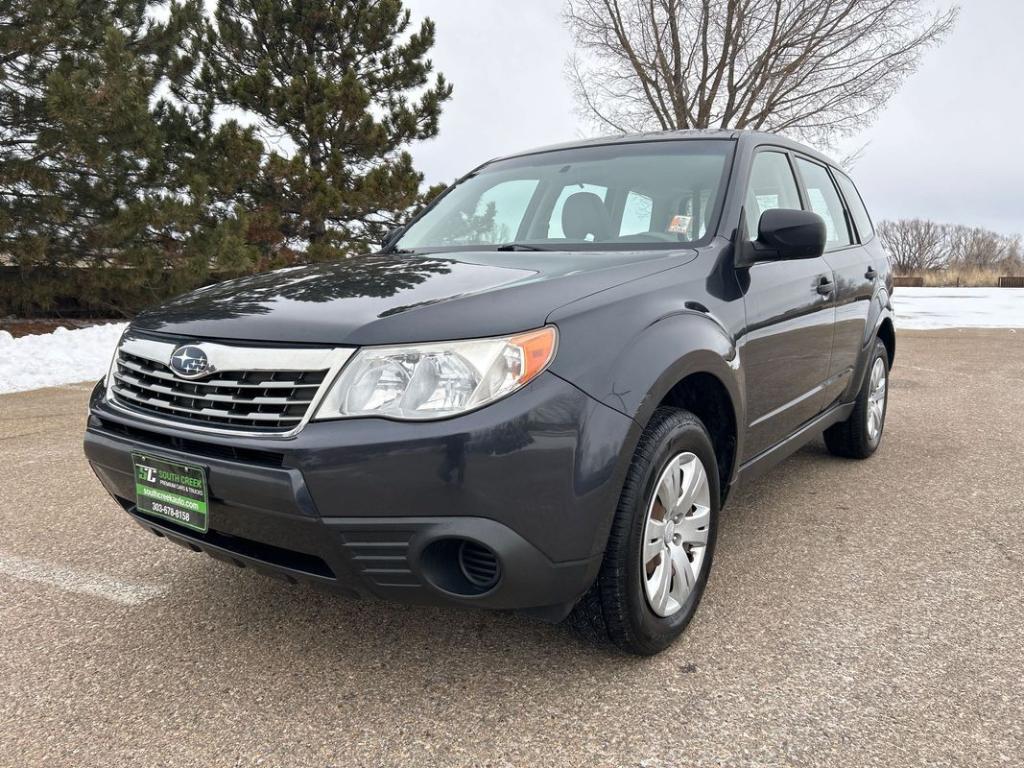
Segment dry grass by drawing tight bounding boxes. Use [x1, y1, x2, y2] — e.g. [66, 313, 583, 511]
[902, 266, 1008, 288]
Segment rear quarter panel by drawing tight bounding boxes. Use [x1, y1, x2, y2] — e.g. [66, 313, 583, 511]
[841, 236, 895, 402]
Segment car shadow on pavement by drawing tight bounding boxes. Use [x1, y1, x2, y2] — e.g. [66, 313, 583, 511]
[112, 448, 831, 674]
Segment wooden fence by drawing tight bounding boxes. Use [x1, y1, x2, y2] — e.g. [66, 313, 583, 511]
[894, 275, 1023, 288]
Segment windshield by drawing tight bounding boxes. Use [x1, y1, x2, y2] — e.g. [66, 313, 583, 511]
[396, 140, 734, 252]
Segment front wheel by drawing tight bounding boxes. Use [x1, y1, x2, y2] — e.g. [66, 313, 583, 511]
[567, 408, 720, 655]
[824, 338, 890, 459]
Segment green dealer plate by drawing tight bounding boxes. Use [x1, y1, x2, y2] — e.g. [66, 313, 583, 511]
[132, 453, 209, 533]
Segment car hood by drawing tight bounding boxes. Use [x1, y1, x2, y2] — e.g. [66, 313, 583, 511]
[132, 249, 697, 346]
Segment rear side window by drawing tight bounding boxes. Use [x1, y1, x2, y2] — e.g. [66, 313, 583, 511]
[834, 171, 875, 242]
[795, 157, 853, 251]
[744, 151, 802, 240]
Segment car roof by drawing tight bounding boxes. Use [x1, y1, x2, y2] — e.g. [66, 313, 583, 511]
[488, 129, 838, 170]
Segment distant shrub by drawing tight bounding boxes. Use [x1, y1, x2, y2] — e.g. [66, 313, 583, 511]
[879, 219, 1022, 286]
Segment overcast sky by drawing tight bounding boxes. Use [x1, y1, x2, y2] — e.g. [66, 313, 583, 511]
[405, 0, 1024, 236]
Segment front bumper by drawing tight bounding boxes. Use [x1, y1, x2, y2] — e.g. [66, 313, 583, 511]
[84, 372, 638, 621]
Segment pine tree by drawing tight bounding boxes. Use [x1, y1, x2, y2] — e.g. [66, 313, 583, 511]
[195, 0, 452, 260]
[0, 0, 266, 315]
[0, 0, 451, 315]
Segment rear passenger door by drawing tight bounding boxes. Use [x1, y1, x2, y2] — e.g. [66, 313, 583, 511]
[793, 157, 875, 408]
[739, 149, 836, 460]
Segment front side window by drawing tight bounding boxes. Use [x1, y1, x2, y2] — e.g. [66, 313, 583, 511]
[795, 157, 853, 251]
[396, 140, 734, 252]
[744, 151, 802, 240]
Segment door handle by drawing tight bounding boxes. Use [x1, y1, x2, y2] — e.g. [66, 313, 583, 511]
[865, 266, 878, 280]
[816, 276, 835, 296]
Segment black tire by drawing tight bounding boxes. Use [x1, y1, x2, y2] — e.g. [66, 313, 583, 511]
[824, 338, 890, 459]
[567, 407, 720, 656]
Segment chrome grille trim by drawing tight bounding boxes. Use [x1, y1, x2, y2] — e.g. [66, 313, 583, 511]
[115, 357, 324, 390]
[112, 385, 306, 423]
[112, 370, 316, 406]
[105, 334, 355, 438]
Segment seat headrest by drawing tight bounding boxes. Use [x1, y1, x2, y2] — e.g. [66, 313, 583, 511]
[561, 192, 611, 242]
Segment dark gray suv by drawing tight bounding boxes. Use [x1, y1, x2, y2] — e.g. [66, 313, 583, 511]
[84, 130, 894, 655]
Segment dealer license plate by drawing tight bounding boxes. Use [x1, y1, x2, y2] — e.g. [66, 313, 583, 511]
[131, 453, 209, 533]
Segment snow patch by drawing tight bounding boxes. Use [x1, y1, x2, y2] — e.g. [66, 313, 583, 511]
[0, 323, 127, 394]
[892, 287, 1024, 330]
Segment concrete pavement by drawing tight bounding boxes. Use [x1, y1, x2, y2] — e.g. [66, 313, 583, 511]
[1, 330, 1021, 767]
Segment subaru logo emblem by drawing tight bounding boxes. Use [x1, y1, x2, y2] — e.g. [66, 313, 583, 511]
[169, 345, 210, 379]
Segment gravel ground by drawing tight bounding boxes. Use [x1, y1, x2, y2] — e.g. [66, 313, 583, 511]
[0, 329, 1021, 768]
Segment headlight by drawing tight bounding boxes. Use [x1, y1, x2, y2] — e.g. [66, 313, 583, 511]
[314, 326, 558, 421]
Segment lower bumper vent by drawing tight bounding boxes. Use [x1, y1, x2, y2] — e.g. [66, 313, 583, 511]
[458, 541, 500, 589]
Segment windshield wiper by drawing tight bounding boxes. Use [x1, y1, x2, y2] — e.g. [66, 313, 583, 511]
[495, 243, 551, 252]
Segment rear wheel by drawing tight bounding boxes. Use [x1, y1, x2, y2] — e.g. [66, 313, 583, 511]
[568, 408, 719, 655]
[824, 338, 890, 459]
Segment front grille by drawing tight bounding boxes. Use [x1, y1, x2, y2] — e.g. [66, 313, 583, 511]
[110, 350, 329, 432]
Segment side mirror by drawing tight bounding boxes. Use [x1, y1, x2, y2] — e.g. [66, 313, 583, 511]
[753, 209, 826, 262]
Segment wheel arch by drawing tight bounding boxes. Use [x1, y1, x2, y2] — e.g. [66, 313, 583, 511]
[877, 316, 896, 366]
[656, 371, 739, 506]
[845, 305, 895, 403]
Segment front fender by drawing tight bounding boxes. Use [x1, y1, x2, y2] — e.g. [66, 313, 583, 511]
[616, 312, 742, 427]
[549, 306, 746, 477]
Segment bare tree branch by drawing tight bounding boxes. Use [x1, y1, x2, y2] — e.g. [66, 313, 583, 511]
[878, 218, 1023, 275]
[564, 0, 958, 149]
